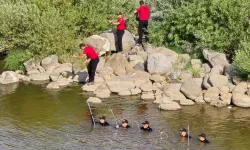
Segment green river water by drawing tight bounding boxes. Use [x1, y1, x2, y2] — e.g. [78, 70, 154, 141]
[0, 59, 250, 150]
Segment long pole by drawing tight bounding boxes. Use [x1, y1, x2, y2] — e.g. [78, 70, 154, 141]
[87, 102, 95, 126]
[188, 125, 190, 146]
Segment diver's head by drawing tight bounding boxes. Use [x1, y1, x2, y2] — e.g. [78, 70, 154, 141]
[198, 133, 206, 142]
[142, 120, 149, 129]
[180, 128, 187, 137]
[99, 115, 106, 124]
[122, 119, 128, 128]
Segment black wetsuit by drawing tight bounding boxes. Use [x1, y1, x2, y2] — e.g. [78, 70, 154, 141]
[119, 125, 131, 129]
[200, 139, 210, 143]
[95, 121, 109, 126]
[184, 134, 192, 138]
[140, 126, 152, 132]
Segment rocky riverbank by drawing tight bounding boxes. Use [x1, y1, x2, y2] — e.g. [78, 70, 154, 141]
[0, 30, 250, 110]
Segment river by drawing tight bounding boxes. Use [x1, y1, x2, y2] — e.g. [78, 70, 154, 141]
[0, 81, 250, 150]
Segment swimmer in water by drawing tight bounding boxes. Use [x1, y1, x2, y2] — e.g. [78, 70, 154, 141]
[140, 120, 152, 132]
[98, 115, 110, 126]
[119, 119, 130, 128]
[198, 133, 210, 143]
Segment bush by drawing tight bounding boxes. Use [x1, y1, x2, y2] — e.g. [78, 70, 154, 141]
[149, 0, 250, 75]
[233, 42, 250, 76]
[0, 0, 138, 70]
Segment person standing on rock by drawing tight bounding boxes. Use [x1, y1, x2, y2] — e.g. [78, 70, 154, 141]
[109, 12, 125, 53]
[134, 0, 150, 44]
[74, 43, 99, 85]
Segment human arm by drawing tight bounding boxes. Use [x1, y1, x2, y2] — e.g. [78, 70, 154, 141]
[134, 8, 140, 14]
[74, 53, 86, 59]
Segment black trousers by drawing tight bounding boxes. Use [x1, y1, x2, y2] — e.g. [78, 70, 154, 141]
[117, 30, 124, 52]
[87, 57, 99, 82]
[138, 20, 148, 44]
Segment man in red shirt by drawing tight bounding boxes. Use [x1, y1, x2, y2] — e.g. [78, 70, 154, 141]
[134, 0, 150, 44]
[74, 43, 99, 85]
[109, 12, 125, 52]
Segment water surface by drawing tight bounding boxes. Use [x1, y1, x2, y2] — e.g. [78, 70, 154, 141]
[0, 83, 250, 150]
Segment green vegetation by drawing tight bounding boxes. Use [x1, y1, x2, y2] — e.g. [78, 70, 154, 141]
[149, 0, 250, 76]
[1, 0, 250, 77]
[0, 0, 138, 70]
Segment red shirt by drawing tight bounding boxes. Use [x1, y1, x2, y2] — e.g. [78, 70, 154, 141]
[136, 5, 150, 21]
[83, 46, 98, 59]
[117, 17, 125, 30]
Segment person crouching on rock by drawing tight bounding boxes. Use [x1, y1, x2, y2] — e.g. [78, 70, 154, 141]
[74, 43, 99, 85]
[140, 120, 152, 132]
[120, 119, 130, 129]
[97, 115, 110, 126]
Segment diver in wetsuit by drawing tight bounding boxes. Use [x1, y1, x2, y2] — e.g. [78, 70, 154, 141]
[119, 119, 130, 128]
[180, 128, 191, 138]
[96, 115, 110, 126]
[198, 133, 210, 143]
[140, 120, 152, 132]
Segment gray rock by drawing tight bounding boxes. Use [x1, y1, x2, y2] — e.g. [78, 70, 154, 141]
[180, 79, 202, 100]
[131, 88, 142, 95]
[141, 92, 155, 100]
[106, 76, 135, 93]
[97, 66, 114, 77]
[82, 83, 101, 92]
[147, 53, 173, 75]
[134, 63, 145, 71]
[46, 82, 60, 89]
[201, 63, 211, 74]
[100, 30, 135, 53]
[193, 78, 203, 89]
[151, 47, 178, 64]
[52, 63, 73, 74]
[140, 81, 153, 92]
[129, 55, 144, 63]
[203, 74, 212, 89]
[105, 53, 128, 76]
[180, 99, 195, 106]
[30, 72, 50, 81]
[210, 100, 228, 107]
[85, 35, 110, 56]
[137, 51, 148, 61]
[97, 57, 105, 71]
[150, 74, 166, 83]
[0, 71, 19, 84]
[220, 93, 232, 105]
[179, 71, 193, 83]
[125, 63, 136, 74]
[204, 87, 220, 103]
[203, 49, 229, 67]
[232, 93, 250, 108]
[158, 102, 181, 111]
[209, 74, 228, 88]
[219, 86, 230, 95]
[56, 77, 70, 87]
[191, 59, 202, 69]
[232, 82, 248, 95]
[23, 59, 40, 74]
[210, 65, 224, 75]
[41, 55, 58, 71]
[94, 84, 111, 99]
[87, 97, 102, 104]
[195, 91, 206, 103]
[118, 90, 131, 96]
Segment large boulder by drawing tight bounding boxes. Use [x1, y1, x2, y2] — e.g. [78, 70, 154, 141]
[29, 72, 50, 81]
[118, 90, 132, 96]
[23, 59, 41, 75]
[204, 87, 220, 103]
[220, 93, 232, 105]
[150, 47, 178, 64]
[158, 102, 181, 111]
[52, 63, 73, 74]
[203, 49, 229, 67]
[105, 53, 128, 76]
[41, 55, 58, 71]
[180, 79, 202, 100]
[140, 81, 153, 92]
[94, 84, 111, 99]
[210, 100, 228, 107]
[100, 30, 135, 53]
[131, 88, 142, 95]
[232, 93, 250, 108]
[106, 76, 135, 93]
[87, 97, 102, 104]
[180, 99, 195, 106]
[0, 71, 19, 84]
[147, 53, 172, 75]
[150, 74, 166, 83]
[85, 35, 110, 56]
[232, 82, 248, 95]
[195, 91, 206, 103]
[209, 74, 228, 88]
